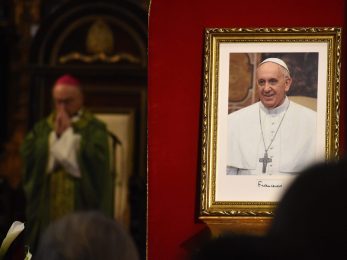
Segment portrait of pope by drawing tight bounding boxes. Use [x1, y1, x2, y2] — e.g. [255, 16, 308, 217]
[226, 56, 317, 176]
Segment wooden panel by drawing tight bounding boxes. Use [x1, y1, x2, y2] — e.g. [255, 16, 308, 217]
[26, 1, 147, 258]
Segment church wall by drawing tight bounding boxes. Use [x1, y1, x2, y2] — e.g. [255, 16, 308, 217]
[148, 0, 346, 259]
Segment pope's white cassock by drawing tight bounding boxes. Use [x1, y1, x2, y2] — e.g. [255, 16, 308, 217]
[226, 97, 317, 175]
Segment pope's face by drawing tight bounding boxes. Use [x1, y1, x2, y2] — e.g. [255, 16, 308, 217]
[256, 62, 292, 109]
[53, 83, 83, 117]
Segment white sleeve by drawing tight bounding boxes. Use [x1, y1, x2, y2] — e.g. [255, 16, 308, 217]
[50, 127, 82, 178]
[226, 166, 238, 175]
[46, 131, 57, 173]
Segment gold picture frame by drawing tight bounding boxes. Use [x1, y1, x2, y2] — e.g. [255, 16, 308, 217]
[199, 27, 341, 228]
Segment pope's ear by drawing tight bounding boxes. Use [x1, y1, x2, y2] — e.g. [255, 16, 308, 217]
[284, 77, 292, 92]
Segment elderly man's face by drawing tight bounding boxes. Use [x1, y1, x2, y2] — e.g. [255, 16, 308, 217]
[53, 83, 83, 117]
[256, 62, 291, 109]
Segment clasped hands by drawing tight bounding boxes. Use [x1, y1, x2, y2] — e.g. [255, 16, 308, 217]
[54, 108, 71, 137]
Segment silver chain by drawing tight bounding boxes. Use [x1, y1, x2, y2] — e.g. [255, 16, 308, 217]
[259, 101, 290, 153]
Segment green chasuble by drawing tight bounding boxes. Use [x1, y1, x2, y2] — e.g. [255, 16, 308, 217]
[20, 110, 113, 251]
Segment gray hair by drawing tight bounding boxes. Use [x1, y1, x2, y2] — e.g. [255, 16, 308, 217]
[35, 211, 139, 260]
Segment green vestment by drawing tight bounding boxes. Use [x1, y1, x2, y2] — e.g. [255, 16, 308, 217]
[20, 110, 113, 251]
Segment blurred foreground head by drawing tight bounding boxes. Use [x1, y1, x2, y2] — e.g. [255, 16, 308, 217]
[268, 158, 347, 259]
[35, 211, 139, 260]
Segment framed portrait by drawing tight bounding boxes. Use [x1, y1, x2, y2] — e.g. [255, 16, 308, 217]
[199, 28, 342, 225]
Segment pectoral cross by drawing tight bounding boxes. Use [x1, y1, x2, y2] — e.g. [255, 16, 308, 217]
[259, 152, 272, 173]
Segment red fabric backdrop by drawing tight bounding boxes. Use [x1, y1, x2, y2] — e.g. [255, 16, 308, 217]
[148, 0, 346, 259]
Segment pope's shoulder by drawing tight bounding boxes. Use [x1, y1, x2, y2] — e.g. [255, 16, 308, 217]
[227, 102, 260, 121]
[289, 100, 317, 116]
[227, 100, 316, 120]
